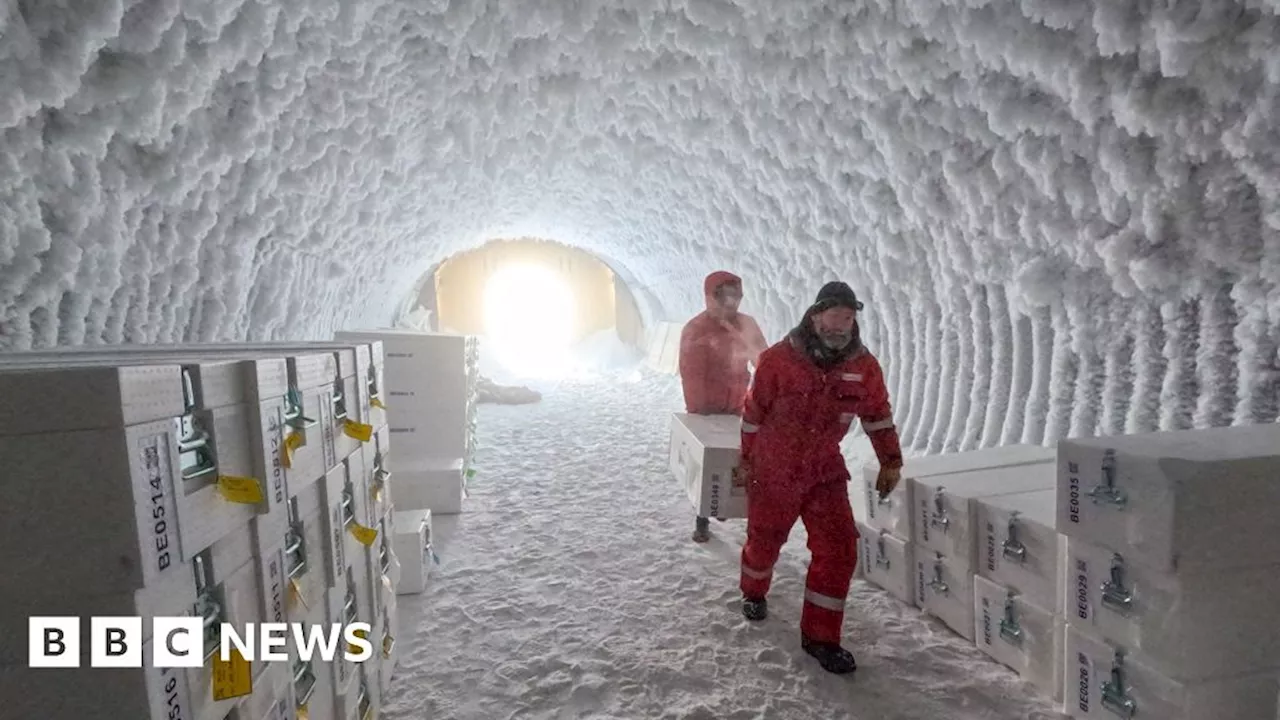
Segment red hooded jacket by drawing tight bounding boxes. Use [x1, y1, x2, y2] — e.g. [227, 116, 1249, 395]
[740, 315, 903, 487]
[678, 271, 769, 415]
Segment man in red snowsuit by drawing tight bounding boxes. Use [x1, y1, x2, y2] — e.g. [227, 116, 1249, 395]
[678, 270, 768, 543]
[736, 281, 903, 674]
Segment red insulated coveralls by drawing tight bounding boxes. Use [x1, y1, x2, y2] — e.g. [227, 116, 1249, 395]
[738, 329, 903, 644]
[678, 271, 768, 415]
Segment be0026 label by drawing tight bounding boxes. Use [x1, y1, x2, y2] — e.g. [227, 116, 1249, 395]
[140, 433, 179, 578]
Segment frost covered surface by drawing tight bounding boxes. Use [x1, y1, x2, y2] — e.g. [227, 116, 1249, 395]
[384, 369, 1063, 720]
[3, 1, 1280, 450]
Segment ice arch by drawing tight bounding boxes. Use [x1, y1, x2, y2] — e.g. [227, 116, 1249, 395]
[2, 1, 1279, 453]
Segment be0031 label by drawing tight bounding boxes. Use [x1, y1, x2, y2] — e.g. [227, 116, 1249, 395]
[140, 433, 179, 578]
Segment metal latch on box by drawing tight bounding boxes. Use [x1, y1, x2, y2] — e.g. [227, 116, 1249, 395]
[175, 368, 218, 483]
[999, 590, 1022, 645]
[1088, 448, 1127, 509]
[344, 571, 359, 626]
[1101, 648, 1137, 718]
[379, 524, 391, 575]
[193, 553, 225, 662]
[330, 357, 348, 422]
[293, 657, 317, 708]
[284, 386, 317, 430]
[875, 531, 891, 570]
[358, 679, 372, 720]
[366, 363, 380, 402]
[1002, 511, 1027, 563]
[285, 498, 308, 580]
[341, 479, 356, 527]
[1101, 553, 1134, 614]
[927, 553, 949, 595]
[930, 487, 950, 532]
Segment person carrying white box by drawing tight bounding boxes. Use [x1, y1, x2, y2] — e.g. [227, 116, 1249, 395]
[736, 281, 904, 675]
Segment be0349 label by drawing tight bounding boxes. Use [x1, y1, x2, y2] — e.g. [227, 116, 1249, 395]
[140, 433, 179, 578]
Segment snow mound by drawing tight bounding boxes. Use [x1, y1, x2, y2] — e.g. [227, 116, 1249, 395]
[2, 2, 1280, 445]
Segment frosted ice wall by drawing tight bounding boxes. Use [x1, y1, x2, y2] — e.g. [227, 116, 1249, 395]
[2, 0, 1279, 450]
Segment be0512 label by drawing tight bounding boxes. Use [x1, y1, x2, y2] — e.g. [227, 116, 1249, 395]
[140, 433, 178, 578]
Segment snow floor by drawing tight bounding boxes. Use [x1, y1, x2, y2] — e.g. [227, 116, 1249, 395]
[381, 368, 1066, 720]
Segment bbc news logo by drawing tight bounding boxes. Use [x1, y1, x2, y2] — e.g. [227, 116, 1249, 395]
[30, 617, 374, 667]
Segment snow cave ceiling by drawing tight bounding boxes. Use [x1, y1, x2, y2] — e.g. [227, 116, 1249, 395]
[2, 0, 1280, 453]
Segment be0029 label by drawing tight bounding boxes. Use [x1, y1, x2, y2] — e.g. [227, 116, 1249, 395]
[140, 433, 178, 576]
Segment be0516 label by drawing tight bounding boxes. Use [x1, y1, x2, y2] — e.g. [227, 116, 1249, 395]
[140, 433, 179, 578]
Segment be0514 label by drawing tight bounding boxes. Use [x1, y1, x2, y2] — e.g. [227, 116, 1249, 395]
[140, 433, 179, 577]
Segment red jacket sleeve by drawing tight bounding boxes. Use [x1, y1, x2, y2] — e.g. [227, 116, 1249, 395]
[859, 354, 904, 470]
[742, 315, 769, 368]
[678, 321, 709, 412]
[740, 350, 777, 461]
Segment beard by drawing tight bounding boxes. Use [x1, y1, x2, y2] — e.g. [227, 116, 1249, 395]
[818, 331, 851, 349]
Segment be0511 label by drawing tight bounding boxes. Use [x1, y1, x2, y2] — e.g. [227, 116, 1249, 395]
[140, 433, 179, 579]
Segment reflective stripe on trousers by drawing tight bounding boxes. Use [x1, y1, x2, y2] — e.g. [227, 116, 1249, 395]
[804, 589, 845, 612]
[862, 417, 894, 432]
[741, 564, 772, 580]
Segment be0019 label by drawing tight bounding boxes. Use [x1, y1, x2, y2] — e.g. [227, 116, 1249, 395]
[140, 433, 178, 577]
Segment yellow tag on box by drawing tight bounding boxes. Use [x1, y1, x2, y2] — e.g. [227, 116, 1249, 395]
[297, 704, 309, 720]
[371, 397, 386, 410]
[349, 523, 378, 546]
[283, 432, 304, 469]
[349, 627, 369, 656]
[289, 577, 309, 610]
[211, 648, 253, 701]
[217, 475, 264, 504]
[344, 420, 374, 442]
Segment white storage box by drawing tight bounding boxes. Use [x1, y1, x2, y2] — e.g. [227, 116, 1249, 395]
[862, 443, 1057, 541]
[392, 457, 465, 515]
[335, 329, 474, 464]
[976, 488, 1064, 614]
[669, 413, 746, 520]
[0, 640, 194, 720]
[973, 574, 1063, 705]
[0, 564, 196, 665]
[0, 419, 189, 594]
[1065, 535, 1280, 681]
[1064, 624, 1279, 720]
[1057, 422, 1280, 574]
[856, 521, 916, 606]
[914, 550, 975, 640]
[0, 364, 187, 435]
[228, 660, 294, 720]
[913, 462, 1056, 563]
[394, 509, 433, 595]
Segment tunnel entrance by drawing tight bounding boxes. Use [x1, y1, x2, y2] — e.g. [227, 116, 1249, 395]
[414, 238, 646, 379]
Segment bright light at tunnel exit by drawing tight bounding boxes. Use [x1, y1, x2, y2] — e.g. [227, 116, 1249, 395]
[482, 263, 577, 378]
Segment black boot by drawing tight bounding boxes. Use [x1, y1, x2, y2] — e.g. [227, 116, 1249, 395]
[742, 596, 768, 622]
[802, 636, 857, 674]
[692, 516, 711, 543]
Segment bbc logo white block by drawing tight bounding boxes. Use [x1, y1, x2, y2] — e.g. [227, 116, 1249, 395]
[28, 617, 80, 667]
[152, 617, 205, 667]
[92, 617, 143, 667]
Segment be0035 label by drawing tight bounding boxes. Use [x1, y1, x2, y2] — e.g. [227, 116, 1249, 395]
[140, 433, 179, 578]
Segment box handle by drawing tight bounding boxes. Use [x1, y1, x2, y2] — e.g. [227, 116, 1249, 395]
[1088, 448, 1127, 509]
[929, 487, 950, 532]
[874, 531, 891, 570]
[1101, 553, 1134, 614]
[1101, 649, 1137, 718]
[927, 553, 949, 595]
[1001, 511, 1026, 563]
[999, 590, 1022, 645]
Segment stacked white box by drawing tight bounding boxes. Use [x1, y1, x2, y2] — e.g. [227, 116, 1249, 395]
[909, 462, 1056, 640]
[1056, 423, 1280, 720]
[668, 413, 747, 520]
[393, 509, 434, 596]
[0, 341, 394, 720]
[856, 444, 1055, 611]
[334, 329, 477, 515]
[971, 488, 1067, 705]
